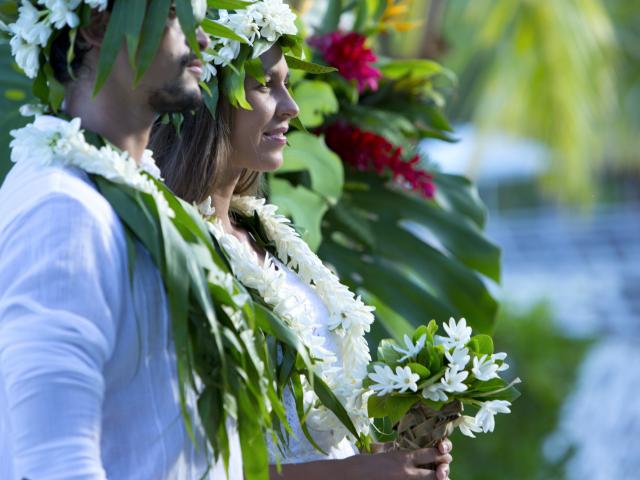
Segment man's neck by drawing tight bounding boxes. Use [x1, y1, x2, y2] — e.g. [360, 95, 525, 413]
[64, 76, 156, 163]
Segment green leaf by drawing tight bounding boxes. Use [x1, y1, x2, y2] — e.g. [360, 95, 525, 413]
[376, 339, 403, 365]
[269, 177, 328, 251]
[469, 334, 494, 356]
[284, 55, 337, 74]
[319, 0, 342, 34]
[124, 1, 147, 67]
[367, 394, 418, 424]
[134, 0, 172, 83]
[378, 58, 448, 80]
[207, 0, 252, 9]
[278, 132, 344, 203]
[407, 362, 431, 379]
[309, 372, 360, 439]
[245, 57, 266, 85]
[174, 0, 200, 56]
[202, 18, 250, 43]
[292, 80, 339, 128]
[290, 373, 328, 455]
[93, 0, 130, 94]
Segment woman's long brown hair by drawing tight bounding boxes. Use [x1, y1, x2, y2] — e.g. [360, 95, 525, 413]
[149, 100, 261, 204]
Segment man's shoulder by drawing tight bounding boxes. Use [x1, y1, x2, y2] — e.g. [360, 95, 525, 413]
[0, 161, 122, 240]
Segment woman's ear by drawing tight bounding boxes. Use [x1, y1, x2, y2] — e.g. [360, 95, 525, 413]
[78, 10, 110, 48]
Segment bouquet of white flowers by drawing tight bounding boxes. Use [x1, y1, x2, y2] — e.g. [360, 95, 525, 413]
[365, 318, 521, 450]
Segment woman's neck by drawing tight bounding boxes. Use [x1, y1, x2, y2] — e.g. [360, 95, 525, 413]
[212, 169, 266, 264]
[211, 168, 242, 235]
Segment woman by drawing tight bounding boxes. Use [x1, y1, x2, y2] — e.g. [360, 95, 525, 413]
[150, 45, 453, 480]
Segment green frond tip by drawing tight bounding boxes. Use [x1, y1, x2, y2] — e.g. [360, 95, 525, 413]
[284, 55, 337, 74]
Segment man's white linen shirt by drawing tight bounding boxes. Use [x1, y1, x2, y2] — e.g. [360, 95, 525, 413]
[0, 159, 242, 479]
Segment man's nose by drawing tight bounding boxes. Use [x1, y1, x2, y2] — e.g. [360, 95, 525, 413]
[196, 26, 209, 52]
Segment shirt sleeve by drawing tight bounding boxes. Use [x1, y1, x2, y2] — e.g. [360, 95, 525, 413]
[0, 193, 128, 480]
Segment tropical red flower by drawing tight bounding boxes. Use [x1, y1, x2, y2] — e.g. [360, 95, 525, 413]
[323, 122, 436, 199]
[309, 31, 382, 93]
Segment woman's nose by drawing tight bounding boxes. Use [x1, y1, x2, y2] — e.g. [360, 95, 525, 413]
[279, 91, 300, 119]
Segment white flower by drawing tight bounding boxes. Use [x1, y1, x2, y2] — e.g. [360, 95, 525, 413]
[139, 149, 162, 179]
[475, 400, 511, 433]
[392, 334, 426, 362]
[14, 3, 53, 49]
[249, 0, 297, 42]
[492, 351, 510, 373]
[368, 365, 397, 396]
[84, 0, 108, 11]
[200, 50, 218, 82]
[445, 346, 470, 371]
[454, 415, 482, 438]
[393, 366, 420, 393]
[213, 39, 241, 66]
[422, 383, 448, 402]
[436, 317, 472, 350]
[10, 35, 41, 79]
[191, 0, 207, 23]
[472, 354, 503, 381]
[40, 0, 82, 29]
[197, 196, 216, 217]
[440, 366, 469, 393]
[19, 103, 46, 118]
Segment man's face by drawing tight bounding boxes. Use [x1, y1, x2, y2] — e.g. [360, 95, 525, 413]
[136, 11, 209, 114]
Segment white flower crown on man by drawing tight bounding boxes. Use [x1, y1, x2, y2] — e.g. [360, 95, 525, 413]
[6, 0, 207, 80]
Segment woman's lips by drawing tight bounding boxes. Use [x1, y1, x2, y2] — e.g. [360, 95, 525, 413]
[263, 127, 288, 146]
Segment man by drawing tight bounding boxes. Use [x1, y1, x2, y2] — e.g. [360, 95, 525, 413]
[0, 3, 242, 479]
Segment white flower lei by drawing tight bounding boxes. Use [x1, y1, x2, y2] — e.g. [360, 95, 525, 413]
[201, 0, 298, 82]
[9, 115, 174, 218]
[201, 195, 374, 447]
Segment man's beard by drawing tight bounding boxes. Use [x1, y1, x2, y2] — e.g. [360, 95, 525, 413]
[148, 55, 202, 114]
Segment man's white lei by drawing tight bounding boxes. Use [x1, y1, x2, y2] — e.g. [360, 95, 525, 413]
[201, 0, 298, 82]
[200, 195, 374, 447]
[9, 115, 174, 218]
[8, 0, 207, 79]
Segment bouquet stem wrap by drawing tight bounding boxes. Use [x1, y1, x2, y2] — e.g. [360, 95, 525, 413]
[393, 400, 462, 451]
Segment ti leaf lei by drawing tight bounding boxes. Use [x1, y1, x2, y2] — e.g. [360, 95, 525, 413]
[8, 115, 358, 479]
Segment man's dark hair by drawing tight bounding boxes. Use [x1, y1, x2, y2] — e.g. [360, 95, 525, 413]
[49, 1, 115, 84]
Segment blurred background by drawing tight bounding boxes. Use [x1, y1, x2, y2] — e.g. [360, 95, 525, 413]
[2, 1, 639, 479]
[388, 0, 639, 478]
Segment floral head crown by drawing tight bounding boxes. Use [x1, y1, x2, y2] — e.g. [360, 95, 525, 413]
[196, 0, 335, 116]
[2, 0, 209, 112]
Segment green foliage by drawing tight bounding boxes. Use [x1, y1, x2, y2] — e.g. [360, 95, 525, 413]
[441, 0, 618, 204]
[0, 43, 31, 182]
[450, 303, 591, 480]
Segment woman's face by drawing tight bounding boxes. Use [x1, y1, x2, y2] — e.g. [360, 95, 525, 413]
[229, 46, 299, 173]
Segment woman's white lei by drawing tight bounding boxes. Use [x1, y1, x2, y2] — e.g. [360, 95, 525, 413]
[7, 0, 207, 79]
[9, 115, 174, 218]
[200, 195, 374, 448]
[201, 0, 298, 82]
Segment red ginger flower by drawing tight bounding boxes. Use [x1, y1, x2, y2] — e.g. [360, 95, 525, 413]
[324, 122, 435, 199]
[309, 31, 382, 93]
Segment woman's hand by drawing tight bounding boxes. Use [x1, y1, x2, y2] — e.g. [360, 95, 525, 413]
[270, 439, 453, 479]
[344, 438, 453, 480]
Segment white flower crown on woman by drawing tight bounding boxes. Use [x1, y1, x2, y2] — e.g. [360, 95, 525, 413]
[200, 0, 298, 82]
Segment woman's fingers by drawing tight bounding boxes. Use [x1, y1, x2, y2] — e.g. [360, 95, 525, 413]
[411, 448, 452, 467]
[437, 438, 453, 455]
[436, 462, 450, 480]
